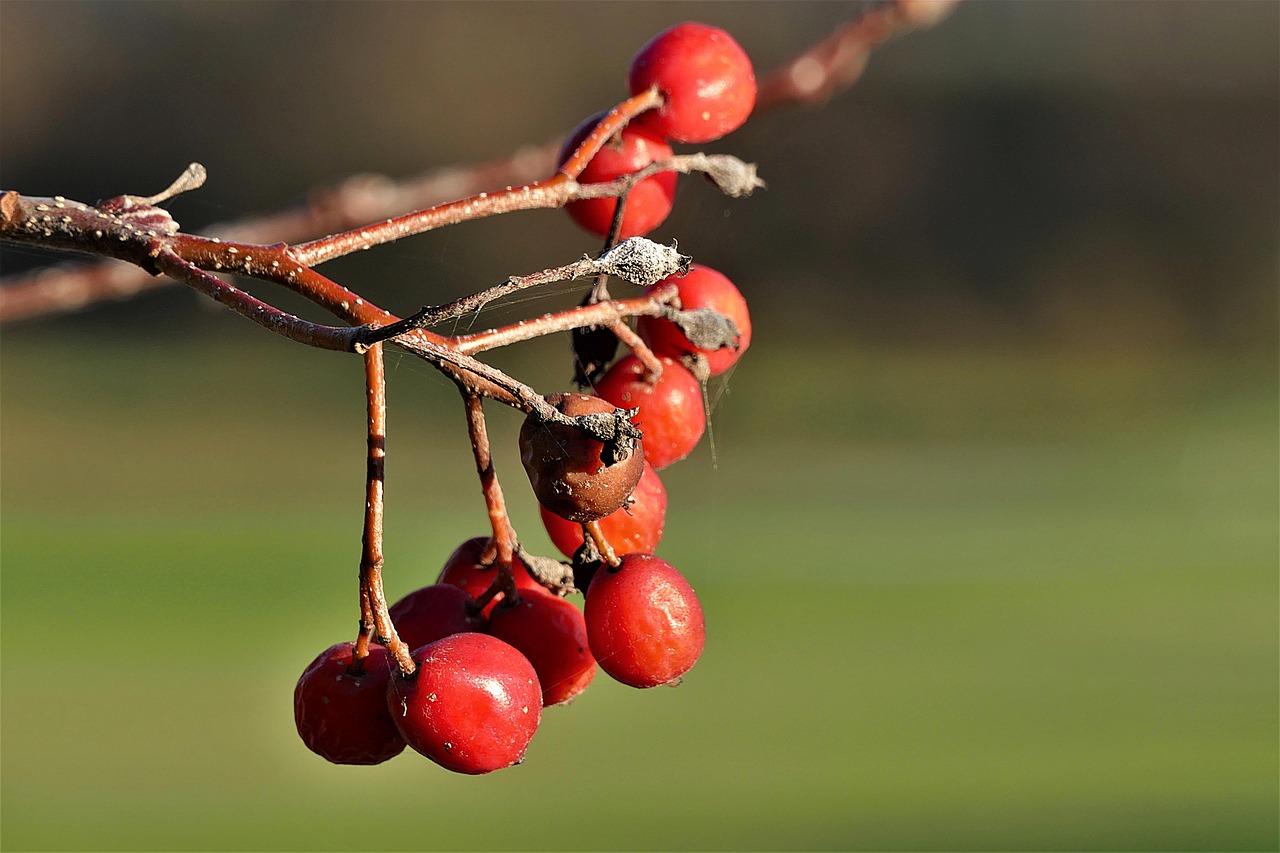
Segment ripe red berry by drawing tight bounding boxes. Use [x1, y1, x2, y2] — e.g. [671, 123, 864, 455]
[387, 633, 541, 775]
[638, 264, 751, 376]
[541, 461, 667, 560]
[519, 393, 646, 523]
[388, 583, 486, 651]
[628, 22, 757, 144]
[585, 554, 705, 688]
[594, 355, 705, 469]
[294, 642, 406, 765]
[488, 588, 596, 707]
[559, 113, 677, 239]
[436, 537, 540, 617]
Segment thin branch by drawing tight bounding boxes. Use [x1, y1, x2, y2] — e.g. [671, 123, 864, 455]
[353, 237, 688, 349]
[557, 88, 664, 179]
[289, 177, 573, 268]
[0, 149, 555, 321]
[609, 318, 664, 378]
[152, 249, 360, 352]
[0, 2, 956, 322]
[452, 286, 679, 355]
[359, 344, 416, 675]
[0, 185, 695, 436]
[756, 0, 960, 110]
[460, 393, 517, 570]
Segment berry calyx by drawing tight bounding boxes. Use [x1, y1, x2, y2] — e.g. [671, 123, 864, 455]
[387, 633, 541, 775]
[436, 537, 540, 617]
[488, 588, 596, 707]
[585, 553, 705, 688]
[638, 264, 751, 376]
[559, 113, 677, 239]
[294, 642, 406, 765]
[388, 583, 486, 651]
[594, 355, 705, 469]
[541, 461, 667, 559]
[519, 393, 646, 523]
[628, 22, 757, 144]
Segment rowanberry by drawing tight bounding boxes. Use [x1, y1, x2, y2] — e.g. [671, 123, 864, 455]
[388, 583, 486, 651]
[519, 393, 645, 523]
[594, 354, 705, 469]
[294, 642, 406, 765]
[436, 537, 540, 617]
[541, 461, 666, 559]
[628, 22, 757, 144]
[638, 264, 751, 376]
[585, 553, 705, 688]
[387, 633, 541, 775]
[488, 588, 596, 707]
[559, 112, 677, 239]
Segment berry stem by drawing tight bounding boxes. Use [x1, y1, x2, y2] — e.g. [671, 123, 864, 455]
[358, 344, 416, 675]
[583, 519, 621, 569]
[609, 319, 664, 380]
[461, 392, 517, 567]
[460, 391, 520, 610]
[557, 87, 665, 179]
[452, 287, 679, 355]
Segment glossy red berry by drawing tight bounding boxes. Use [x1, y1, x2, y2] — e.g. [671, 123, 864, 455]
[638, 264, 751, 376]
[594, 355, 705, 469]
[294, 642, 406, 765]
[519, 393, 646, 523]
[559, 113, 677, 239]
[628, 22, 757, 144]
[541, 461, 667, 560]
[489, 588, 596, 707]
[585, 554, 705, 688]
[388, 583, 486, 651]
[436, 537, 540, 617]
[387, 633, 541, 775]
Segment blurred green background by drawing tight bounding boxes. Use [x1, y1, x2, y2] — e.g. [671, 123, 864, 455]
[2, 2, 1276, 851]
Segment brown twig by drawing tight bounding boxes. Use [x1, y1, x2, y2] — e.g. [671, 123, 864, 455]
[452, 286, 679, 355]
[582, 519, 621, 569]
[358, 344, 416, 675]
[289, 152, 753, 268]
[354, 236, 688, 349]
[611, 319, 665, 379]
[152, 249, 360, 352]
[0, 2, 956, 322]
[460, 392, 517, 568]
[756, 0, 960, 110]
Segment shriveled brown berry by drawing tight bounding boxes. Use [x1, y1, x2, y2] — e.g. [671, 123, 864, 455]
[519, 393, 645, 523]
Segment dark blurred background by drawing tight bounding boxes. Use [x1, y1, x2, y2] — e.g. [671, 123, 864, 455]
[2, 3, 1276, 850]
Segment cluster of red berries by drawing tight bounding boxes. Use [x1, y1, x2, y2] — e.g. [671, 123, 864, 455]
[294, 21, 756, 775]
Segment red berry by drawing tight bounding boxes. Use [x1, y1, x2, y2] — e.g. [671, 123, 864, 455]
[541, 461, 667, 559]
[628, 22, 757, 144]
[594, 355, 705, 469]
[585, 554, 705, 688]
[489, 588, 596, 707]
[638, 264, 751, 376]
[387, 633, 541, 775]
[559, 113, 677, 239]
[519, 393, 646, 523]
[294, 642, 406, 765]
[388, 583, 486, 651]
[436, 537, 540, 617]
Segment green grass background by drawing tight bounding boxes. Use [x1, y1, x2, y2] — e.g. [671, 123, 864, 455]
[2, 326, 1275, 851]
